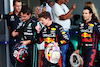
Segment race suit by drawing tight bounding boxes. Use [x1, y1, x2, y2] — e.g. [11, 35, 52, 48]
[36, 22, 69, 67]
[14, 17, 37, 67]
[77, 19, 100, 67]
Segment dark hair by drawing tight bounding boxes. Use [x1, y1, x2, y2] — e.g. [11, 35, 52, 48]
[55, 0, 58, 2]
[38, 11, 51, 20]
[13, 0, 22, 5]
[21, 6, 32, 15]
[40, 0, 48, 5]
[83, 6, 96, 20]
[42, 0, 48, 2]
[83, 6, 93, 13]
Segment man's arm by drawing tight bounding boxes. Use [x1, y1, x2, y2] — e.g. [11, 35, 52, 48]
[57, 25, 69, 46]
[20, 40, 31, 45]
[59, 3, 76, 20]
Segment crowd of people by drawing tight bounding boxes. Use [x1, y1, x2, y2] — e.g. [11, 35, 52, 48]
[0, 0, 100, 67]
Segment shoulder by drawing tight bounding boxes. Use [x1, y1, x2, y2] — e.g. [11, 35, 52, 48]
[52, 3, 61, 11]
[91, 19, 98, 26]
[9, 11, 13, 15]
[62, 4, 69, 10]
[53, 22, 62, 28]
[61, 4, 66, 6]
[52, 3, 59, 8]
[31, 17, 38, 26]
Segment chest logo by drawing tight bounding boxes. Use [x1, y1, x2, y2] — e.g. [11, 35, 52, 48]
[81, 32, 91, 38]
[44, 37, 54, 43]
[51, 28, 56, 31]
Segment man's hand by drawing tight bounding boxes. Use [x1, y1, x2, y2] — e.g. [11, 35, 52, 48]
[20, 40, 31, 45]
[51, 41, 59, 47]
[11, 30, 19, 37]
[71, 3, 76, 10]
[35, 25, 41, 33]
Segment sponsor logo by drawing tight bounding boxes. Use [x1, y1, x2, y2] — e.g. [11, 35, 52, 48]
[24, 32, 33, 35]
[60, 40, 67, 44]
[81, 38, 92, 42]
[48, 27, 51, 29]
[51, 28, 56, 31]
[88, 23, 94, 27]
[81, 32, 91, 38]
[10, 15, 15, 21]
[43, 33, 55, 37]
[81, 29, 92, 33]
[62, 31, 66, 34]
[44, 37, 54, 43]
[28, 23, 32, 26]
[81, 23, 84, 27]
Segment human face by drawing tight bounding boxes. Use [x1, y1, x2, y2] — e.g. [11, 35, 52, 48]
[39, 17, 48, 26]
[82, 9, 92, 22]
[35, 6, 41, 15]
[14, 1, 22, 13]
[49, 2, 53, 8]
[21, 13, 31, 22]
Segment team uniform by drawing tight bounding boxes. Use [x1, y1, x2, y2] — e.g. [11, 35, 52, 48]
[36, 22, 69, 67]
[77, 19, 100, 67]
[14, 17, 37, 67]
[6, 11, 21, 66]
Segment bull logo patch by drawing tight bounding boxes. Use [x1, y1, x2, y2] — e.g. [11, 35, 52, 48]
[81, 32, 91, 38]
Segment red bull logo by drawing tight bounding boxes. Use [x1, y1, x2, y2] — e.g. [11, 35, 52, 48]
[81, 38, 92, 42]
[81, 32, 91, 38]
[60, 40, 67, 44]
[88, 23, 94, 27]
[44, 37, 54, 43]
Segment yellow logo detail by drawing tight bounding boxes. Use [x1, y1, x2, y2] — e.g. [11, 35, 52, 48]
[44, 37, 54, 43]
[51, 28, 56, 31]
[88, 23, 94, 27]
[81, 32, 91, 38]
[60, 40, 67, 44]
[62, 31, 66, 34]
